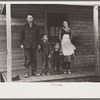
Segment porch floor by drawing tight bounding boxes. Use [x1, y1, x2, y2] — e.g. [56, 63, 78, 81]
[2, 67, 97, 82]
[18, 67, 96, 82]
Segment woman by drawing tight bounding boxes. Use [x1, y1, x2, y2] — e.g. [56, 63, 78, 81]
[59, 21, 75, 74]
[59, 21, 72, 41]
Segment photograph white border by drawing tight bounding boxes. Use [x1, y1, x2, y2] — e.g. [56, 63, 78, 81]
[0, 1, 100, 98]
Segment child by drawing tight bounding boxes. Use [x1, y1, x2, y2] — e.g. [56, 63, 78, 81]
[52, 43, 61, 74]
[39, 34, 52, 75]
[61, 34, 76, 74]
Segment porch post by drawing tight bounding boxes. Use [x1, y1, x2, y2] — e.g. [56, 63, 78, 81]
[6, 3, 12, 82]
[93, 5, 100, 75]
[45, 10, 48, 35]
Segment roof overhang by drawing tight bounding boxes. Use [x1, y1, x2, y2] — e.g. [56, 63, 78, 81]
[1, 1, 100, 14]
[0, 1, 100, 6]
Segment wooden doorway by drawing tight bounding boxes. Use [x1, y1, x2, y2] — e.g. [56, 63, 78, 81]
[47, 12, 68, 42]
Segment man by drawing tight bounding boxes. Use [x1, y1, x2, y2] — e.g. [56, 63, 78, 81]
[20, 13, 41, 77]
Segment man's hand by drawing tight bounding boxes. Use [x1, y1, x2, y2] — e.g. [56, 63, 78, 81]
[21, 44, 24, 49]
[48, 54, 51, 58]
[38, 45, 41, 49]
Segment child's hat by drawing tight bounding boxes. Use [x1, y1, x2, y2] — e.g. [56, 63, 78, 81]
[40, 33, 47, 38]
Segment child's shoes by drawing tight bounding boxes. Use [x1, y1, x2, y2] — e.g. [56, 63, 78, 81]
[46, 72, 50, 75]
[64, 71, 67, 74]
[64, 69, 67, 74]
[68, 70, 71, 74]
[42, 73, 45, 76]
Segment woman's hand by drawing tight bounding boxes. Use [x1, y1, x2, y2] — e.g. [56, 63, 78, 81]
[21, 44, 24, 49]
[38, 45, 41, 49]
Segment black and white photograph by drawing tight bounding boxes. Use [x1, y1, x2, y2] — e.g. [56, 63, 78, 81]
[0, 1, 100, 98]
[0, 1, 100, 82]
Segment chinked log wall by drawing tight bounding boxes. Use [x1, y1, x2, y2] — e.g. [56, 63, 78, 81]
[0, 4, 99, 72]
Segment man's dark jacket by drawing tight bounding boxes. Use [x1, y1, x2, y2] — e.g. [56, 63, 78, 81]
[20, 23, 40, 48]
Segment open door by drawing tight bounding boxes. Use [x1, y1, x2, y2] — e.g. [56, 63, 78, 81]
[47, 13, 68, 42]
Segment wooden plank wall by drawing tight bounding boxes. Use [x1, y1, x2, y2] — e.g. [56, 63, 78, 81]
[0, 4, 99, 72]
[44, 5, 95, 67]
[0, 14, 7, 72]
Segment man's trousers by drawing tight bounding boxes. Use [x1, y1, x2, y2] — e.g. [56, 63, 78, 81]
[24, 47, 37, 75]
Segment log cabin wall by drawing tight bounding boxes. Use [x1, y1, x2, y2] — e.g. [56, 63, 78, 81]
[0, 14, 6, 72]
[0, 4, 99, 72]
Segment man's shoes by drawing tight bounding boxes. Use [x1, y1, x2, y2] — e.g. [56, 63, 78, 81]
[12, 75, 20, 81]
[46, 72, 50, 75]
[36, 73, 41, 76]
[24, 72, 29, 78]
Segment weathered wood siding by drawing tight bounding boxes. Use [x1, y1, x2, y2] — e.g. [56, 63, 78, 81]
[0, 4, 99, 72]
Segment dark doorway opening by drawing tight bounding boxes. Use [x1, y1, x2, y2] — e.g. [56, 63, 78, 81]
[47, 13, 68, 42]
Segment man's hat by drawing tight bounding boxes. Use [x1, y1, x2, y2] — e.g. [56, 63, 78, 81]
[26, 12, 33, 18]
